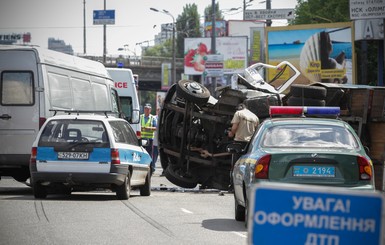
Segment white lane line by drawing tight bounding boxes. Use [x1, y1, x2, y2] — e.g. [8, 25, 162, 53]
[232, 232, 247, 238]
[181, 208, 193, 214]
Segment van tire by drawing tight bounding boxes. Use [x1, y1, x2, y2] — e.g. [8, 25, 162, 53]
[139, 171, 151, 196]
[116, 172, 131, 200]
[176, 80, 210, 105]
[165, 165, 198, 189]
[33, 183, 47, 199]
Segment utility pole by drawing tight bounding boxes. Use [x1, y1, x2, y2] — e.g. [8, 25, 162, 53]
[266, 0, 272, 27]
[103, 0, 106, 63]
[211, 0, 216, 54]
[83, 0, 86, 54]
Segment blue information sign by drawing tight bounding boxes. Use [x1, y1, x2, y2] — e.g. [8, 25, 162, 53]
[93, 10, 115, 25]
[249, 183, 384, 245]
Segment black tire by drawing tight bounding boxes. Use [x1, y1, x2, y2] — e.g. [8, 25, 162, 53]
[287, 96, 326, 106]
[165, 165, 198, 189]
[116, 172, 131, 200]
[176, 80, 210, 105]
[234, 196, 246, 221]
[243, 95, 280, 118]
[290, 84, 327, 99]
[33, 183, 47, 199]
[245, 196, 249, 228]
[139, 171, 151, 196]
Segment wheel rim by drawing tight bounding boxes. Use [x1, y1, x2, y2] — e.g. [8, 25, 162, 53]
[185, 82, 204, 94]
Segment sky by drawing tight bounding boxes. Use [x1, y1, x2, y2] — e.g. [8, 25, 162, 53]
[0, 0, 298, 57]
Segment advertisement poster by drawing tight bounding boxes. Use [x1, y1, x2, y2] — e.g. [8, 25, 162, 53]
[184, 37, 248, 75]
[266, 22, 354, 84]
[204, 21, 227, 37]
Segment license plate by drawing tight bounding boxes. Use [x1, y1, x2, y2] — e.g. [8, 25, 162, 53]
[57, 152, 89, 160]
[293, 166, 335, 177]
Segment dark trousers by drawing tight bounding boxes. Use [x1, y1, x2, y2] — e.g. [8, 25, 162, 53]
[144, 139, 155, 173]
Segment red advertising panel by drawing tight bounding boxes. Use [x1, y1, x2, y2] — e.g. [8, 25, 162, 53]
[184, 37, 248, 75]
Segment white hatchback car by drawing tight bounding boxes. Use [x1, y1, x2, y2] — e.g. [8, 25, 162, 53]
[30, 112, 152, 200]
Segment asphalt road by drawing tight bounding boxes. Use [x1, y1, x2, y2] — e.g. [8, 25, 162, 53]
[0, 162, 248, 245]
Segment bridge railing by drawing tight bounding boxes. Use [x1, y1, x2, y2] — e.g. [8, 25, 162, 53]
[77, 54, 184, 68]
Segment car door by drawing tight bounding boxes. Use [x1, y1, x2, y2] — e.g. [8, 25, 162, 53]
[109, 120, 151, 185]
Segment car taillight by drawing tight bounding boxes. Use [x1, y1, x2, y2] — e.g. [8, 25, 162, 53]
[357, 155, 372, 180]
[30, 147, 37, 164]
[111, 148, 120, 164]
[136, 131, 141, 139]
[39, 117, 46, 129]
[255, 154, 271, 179]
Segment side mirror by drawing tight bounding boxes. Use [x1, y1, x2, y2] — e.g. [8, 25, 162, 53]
[226, 143, 245, 154]
[140, 138, 149, 147]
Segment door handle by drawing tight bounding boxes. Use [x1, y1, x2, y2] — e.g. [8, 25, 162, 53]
[0, 114, 11, 120]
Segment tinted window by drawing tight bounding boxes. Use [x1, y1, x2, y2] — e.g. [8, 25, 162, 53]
[261, 124, 359, 148]
[1, 71, 34, 105]
[109, 121, 138, 146]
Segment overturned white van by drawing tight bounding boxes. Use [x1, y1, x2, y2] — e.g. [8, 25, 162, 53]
[0, 45, 121, 182]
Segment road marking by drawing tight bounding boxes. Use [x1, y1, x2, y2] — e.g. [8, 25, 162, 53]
[181, 208, 193, 214]
[232, 232, 247, 238]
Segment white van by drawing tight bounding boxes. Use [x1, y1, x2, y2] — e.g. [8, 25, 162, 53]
[0, 45, 121, 182]
[107, 68, 141, 138]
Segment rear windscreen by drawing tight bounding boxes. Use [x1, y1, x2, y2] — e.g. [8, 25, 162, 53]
[38, 119, 109, 147]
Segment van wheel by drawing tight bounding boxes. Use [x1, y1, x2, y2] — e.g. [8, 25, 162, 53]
[33, 183, 47, 199]
[139, 171, 151, 196]
[176, 80, 210, 105]
[116, 172, 131, 200]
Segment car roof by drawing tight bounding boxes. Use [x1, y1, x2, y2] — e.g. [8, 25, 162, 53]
[45, 114, 123, 122]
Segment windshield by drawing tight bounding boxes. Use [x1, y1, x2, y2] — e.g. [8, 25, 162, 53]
[261, 124, 359, 149]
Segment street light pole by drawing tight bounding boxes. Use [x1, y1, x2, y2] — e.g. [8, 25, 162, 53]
[150, 8, 176, 85]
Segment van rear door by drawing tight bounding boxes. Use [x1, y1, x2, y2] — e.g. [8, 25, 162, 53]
[0, 49, 40, 168]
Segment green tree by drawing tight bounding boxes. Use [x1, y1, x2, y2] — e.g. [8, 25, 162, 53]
[176, 4, 202, 58]
[290, 0, 350, 25]
[204, 2, 224, 22]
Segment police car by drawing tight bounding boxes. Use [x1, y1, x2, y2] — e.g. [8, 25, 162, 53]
[29, 111, 152, 200]
[230, 106, 375, 224]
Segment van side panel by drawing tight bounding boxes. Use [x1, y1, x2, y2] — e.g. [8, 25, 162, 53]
[107, 68, 141, 136]
[0, 50, 39, 172]
[0, 45, 122, 182]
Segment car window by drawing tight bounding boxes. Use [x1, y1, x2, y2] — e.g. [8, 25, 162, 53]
[1, 71, 34, 105]
[38, 119, 108, 146]
[109, 121, 138, 145]
[261, 124, 359, 148]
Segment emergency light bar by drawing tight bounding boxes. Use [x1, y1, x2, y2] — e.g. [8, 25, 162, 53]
[269, 106, 340, 117]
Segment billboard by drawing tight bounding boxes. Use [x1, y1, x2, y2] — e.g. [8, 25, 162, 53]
[204, 21, 227, 37]
[266, 22, 355, 84]
[184, 37, 248, 75]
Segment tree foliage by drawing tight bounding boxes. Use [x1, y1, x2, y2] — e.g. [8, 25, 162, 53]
[176, 4, 202, 57]
[290, 0, 350, 25]
[204, 2, 224, 22]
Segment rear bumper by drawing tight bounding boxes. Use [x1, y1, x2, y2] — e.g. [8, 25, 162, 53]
[30, 164, 128, 186]
[0, 154, 30, 167]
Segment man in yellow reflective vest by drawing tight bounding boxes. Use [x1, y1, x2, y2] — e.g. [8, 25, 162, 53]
[140, 103, 157, 174]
